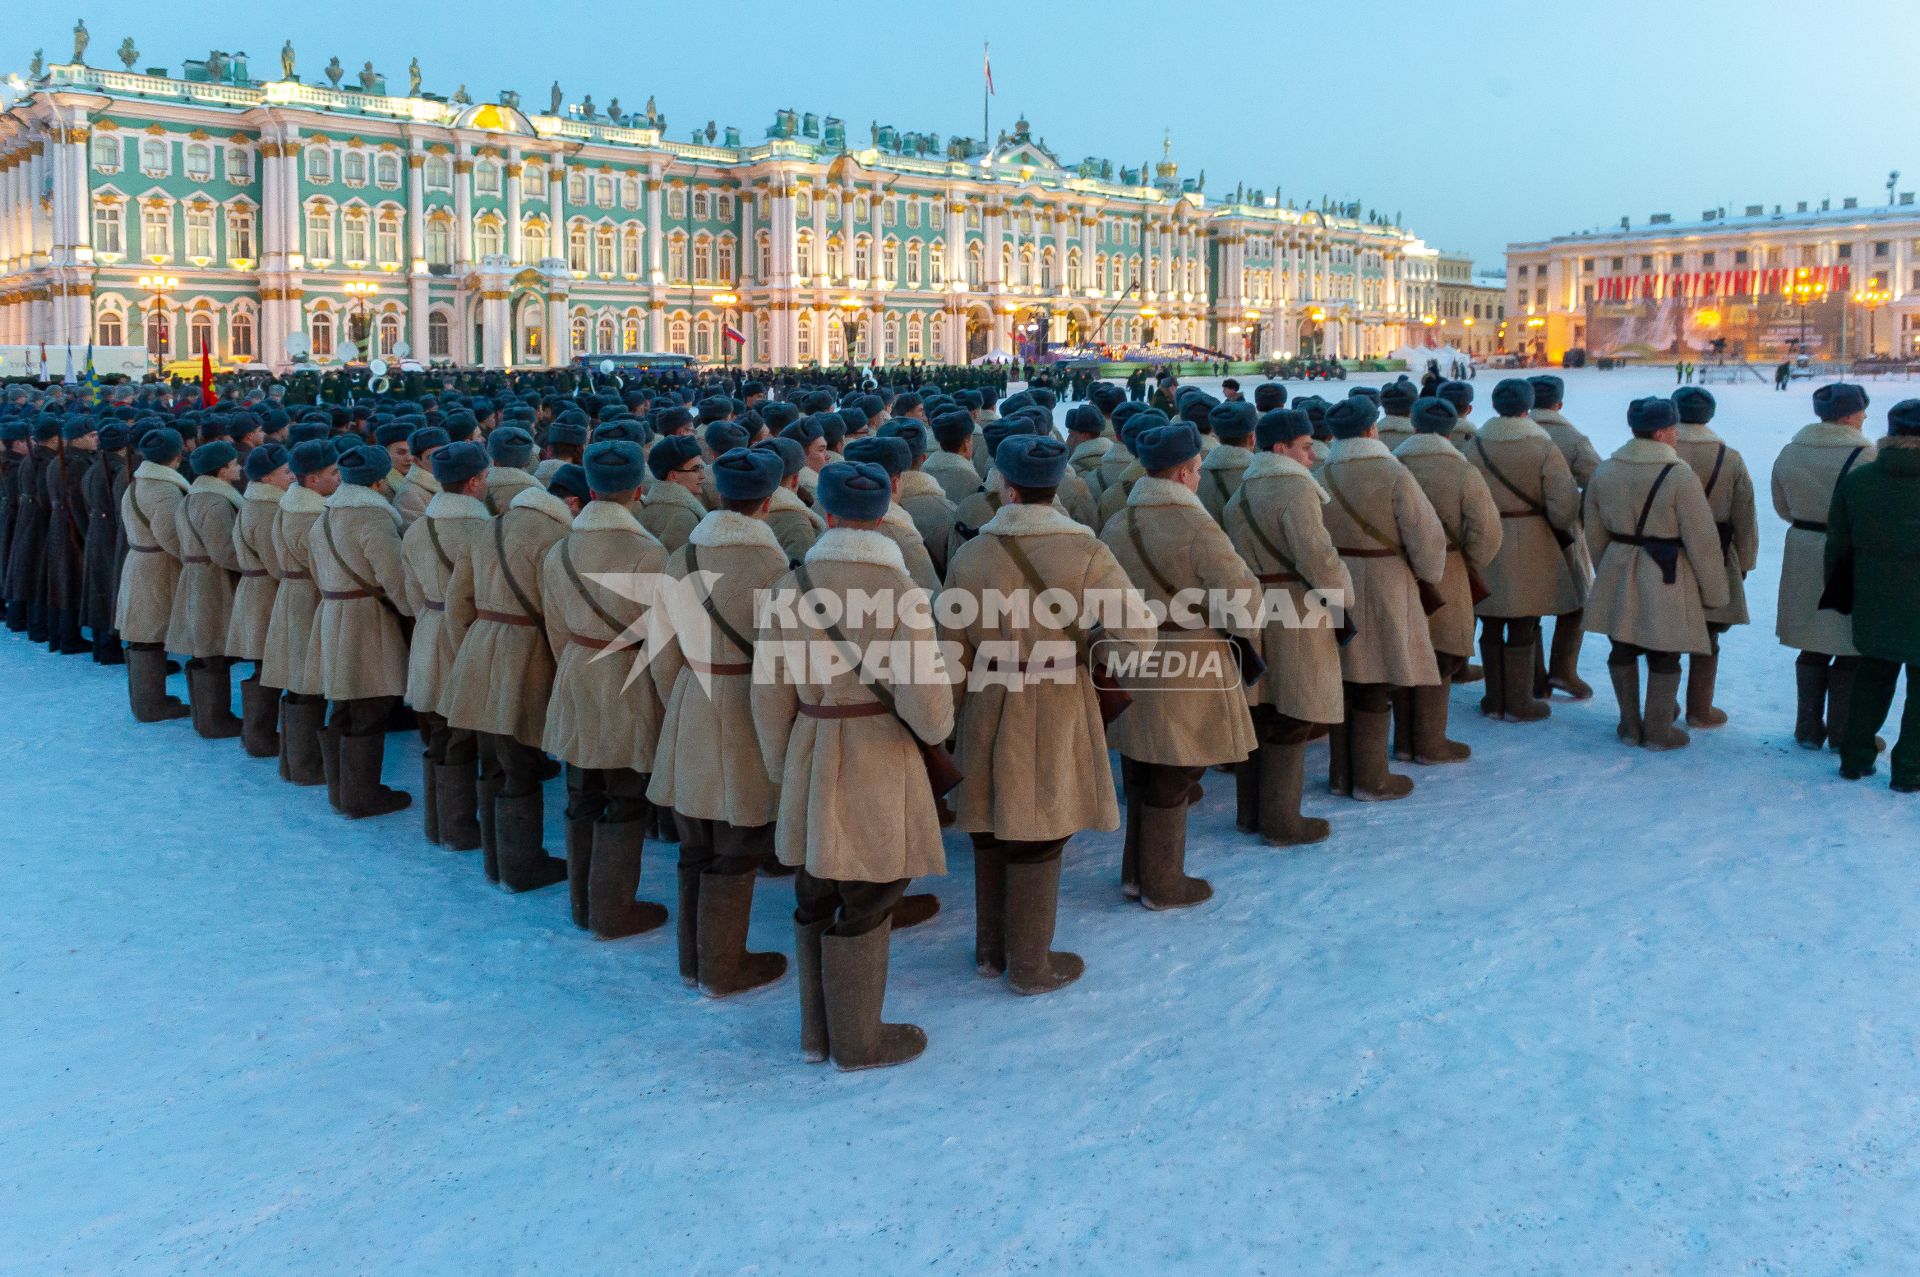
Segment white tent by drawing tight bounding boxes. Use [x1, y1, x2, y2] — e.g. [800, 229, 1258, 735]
[970, 349, 1017, 365]
[1392, 344, 1470, 371]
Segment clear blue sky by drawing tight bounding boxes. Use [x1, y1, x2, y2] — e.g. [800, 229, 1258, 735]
[10, 0, 1917, 267]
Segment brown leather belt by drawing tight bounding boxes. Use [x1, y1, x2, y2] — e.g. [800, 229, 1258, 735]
[1500, 509, 1545, 520]
[690, 658, 752, 675]
[322, 588, 376, 601]
[183, 555, 212, 564]
[476, 608, 537, 627]
[1791, 519, 1827, 534]
[421, 599, 445, 612]
[799, 701, 888, 719]
[281, 570, 310, 580]
[129, 544, 164, 554]
[1255, 571, 1302, 585]
[240, 568, 270, 578]
[570, 633, 615, 650]
[1334, 546, 1397, 558]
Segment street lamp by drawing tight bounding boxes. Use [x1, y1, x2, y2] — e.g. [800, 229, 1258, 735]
[1852, 282, 1891, 357]
[137, 273, 179, 378]
[713, 290, 739, 373]
[344, 280, 379, 357]
[1141, 304, 1159, 346]
[1787, 266, 1827, 354]
[836, 295, 861, 366]
[1242, 309, 1261, 360]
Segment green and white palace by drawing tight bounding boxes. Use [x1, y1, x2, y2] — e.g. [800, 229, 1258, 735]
[1, 43, 1454, 370]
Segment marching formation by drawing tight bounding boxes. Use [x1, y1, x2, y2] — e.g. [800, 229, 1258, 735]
[3, 367, 1916, 1071]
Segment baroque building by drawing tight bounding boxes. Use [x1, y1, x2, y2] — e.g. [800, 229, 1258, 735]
[3, 50, 1450, 370]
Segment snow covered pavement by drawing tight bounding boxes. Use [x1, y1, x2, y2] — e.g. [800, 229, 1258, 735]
[4, 367, 1917, 1274]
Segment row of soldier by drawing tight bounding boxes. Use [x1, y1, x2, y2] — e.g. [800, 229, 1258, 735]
[0, 369, 1899, 1071]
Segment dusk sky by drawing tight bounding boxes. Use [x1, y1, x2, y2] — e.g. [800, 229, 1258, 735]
[8, 0, 1917, 267]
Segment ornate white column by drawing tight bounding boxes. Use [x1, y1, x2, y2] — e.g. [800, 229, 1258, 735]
[505, 145, 523, 263]
[453, 141, 474, 266]
[646, 162, 665, 283]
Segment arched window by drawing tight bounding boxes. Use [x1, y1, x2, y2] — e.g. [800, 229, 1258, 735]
[376, 153, 400, 187]
[795, 230, 813, 279]
[425, 155, 451, 190]
[144, 308, 169, 356]
[692, 233, 711, 282]
[852, 235, 871, 281]
[716, 235, 736, 282]
[756, 230, 772, 280]
[1067, 247, 1081, 290]
[622, 315, 641, 352]
[228, 206, 255, 262]
[668, 233, 688, 283]
[568, 222, 589, 273]
[91, 133, 121, 173]
[343, 151, 368, 187]
[426, 215, 452, 266]
[694, 315, 714, 359]
[929, 312, 944, 356]
[474, 217, 503, 259]
[796, 314, 814, 361]
[525, 219, 550, 263]
[569, 314, 588, 353]
[92, 201, 124, 256]
[668, 314, 689, 355]
[595, 225, 616, 276]
[305, 146, 331, 183]
[930, 240, 945, 284]
[306, 205, 334, 261]
[567, 171, 587, 204]
[378, 313, 401, 357]
[967, 241, 983, 289]
[904, 239, 921, 287]
[754, 312, 770, 359]
[376, 211, 402, 265]
[230, 311, 255, 360]
[97, 312, 124, 346]
[341, 208, 370, 262]
[1041, 246, 1055, 290]
[906, 313, 924, 358]
[184, 143, 213, 181]
[621, 225, 641, 276]
[141, 138, 169, 176]
[692, 190, 710, 220]
[428, 311, 452, 359]
[594, 175, 613, 206]
[597, 316, 616, 353]
[310, 311, 335, 358]
[825, 235, 844, 280]
[475, 160, 501, 196]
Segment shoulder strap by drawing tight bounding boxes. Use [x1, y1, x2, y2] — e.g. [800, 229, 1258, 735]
[1839, 446, 1867, 482]
[1633, 464, 1677, 538]
[559, 535, 629, 640]
[1206, 468, 1231, 502]
[1703, 443, 1727, 500]
[493, 512, 542, 620]
[425, 516, 453, 572]
[684, 542, 754, 657]
[1236, 489, 1300, 577]
[993, 532, 1096, 656]
[321, 509, 393, 609]
[1324, 468, 1401, 554]
[792, 562, 899, 718]
[1125, 508, 1177, 597]
[128, 484, 157, 545]
[1471, 435, 1550, 520]
[181, 491, 213, 561]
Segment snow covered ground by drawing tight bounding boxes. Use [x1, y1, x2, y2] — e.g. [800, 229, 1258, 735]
[5, 366, 1918, 1275]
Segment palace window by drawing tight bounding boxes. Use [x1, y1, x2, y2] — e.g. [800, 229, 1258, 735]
[92, 202, 124, 256]
[228, 147, 252, 183]
[907, 313, 923, 357]
[796, 316, 813, 360]
[429, 311, 451, 359]
[967, 241, 983, 289]
[475, 160, 501, 196]
[343, 152, 368, 187]
[716, 235, 736, 282]
[621, 225, 641, 276]
[694, 317, 714, 359]
[692, 190, 709, 220]
[621, 175, 640, 208]
[341, 209, 370, 262]
[91, 133, 121, 173]
[230, 312, 254, 360]
[426, 217, 452, 266]
[966, 206, 980, 230]
[692, 233, 712, 282]
[795, 190, 811, 220]
[306, 206, 334, 261]
[668, 315, 689, 354]
[140, 138, 170, 177]
[929, 240, 945, 284]
[825, 236, 843, 280]
[305, 146, 332, 183]
[474, 218, 503, 259]
[796, 230, 813, 279]
[186, 207, 214, 260]
[905, 239, 921, 287]
[378, 313, 401, 357]
[929, 313, 944, 354]
[853, 235, 871, 280]
[426, 155, 451, 190]
[97, 312, 124, 346]
[667, 187, 687, 218]
[570, 314, 588, 353]
[717, 193, 734, 221]
[568, 222, 589, 273]
[756, 231, 772, 279]
[525, 219, 550, 262]
[668, 233, 688, 283]
[189, 313, 214, 356]
[567, 171, 587, 204]
[375, 153, 399, 188]
[141, 204, 172, 259]
[594, 175, 612, 206]
[595, 226, 616, 276]
[376, 212, 401, 265]
[310, 311, 334, 358]
[623, 316, 641, 352]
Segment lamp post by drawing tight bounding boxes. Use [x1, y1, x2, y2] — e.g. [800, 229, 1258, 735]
[1242, 309, 1260, 361]
[137, 273, 178, 378]
[344, 279, 379, 357]
[1852, 282, 1891, 357]
[1141, 304, 1159, 346]
[1787, 266, 1827, 354]
[836, 294, 860, 368]
[713, 290, 739, 374]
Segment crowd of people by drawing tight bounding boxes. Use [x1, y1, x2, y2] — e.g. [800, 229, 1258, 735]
[2, 365, 1915, 1070]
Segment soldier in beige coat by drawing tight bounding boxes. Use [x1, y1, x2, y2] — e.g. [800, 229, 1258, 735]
[1466, 378, 1585, 723]
[391, 425, 450, 528]
[1393, 399, 1503, 765]
[1374, 380, 1419, 451]
[262, 441, 337, 785]
[752, 462, 956, 1070]
[169, 442, 246, 741]
[541, 442, 682, 948]
[1582, 398, 1730, 750]
[844, 436, 942, 593]
[229, 444, 293, 758]
[1064, 404, 1113, 508]
[441, 469, 577, 890]
[398, 442, 491, 853]
[1439, 380, 1479, 451]
[1530, 375, 1602, 701]
[926, 411, 984, 504]
[882, 423, 958, 579]
[116, 428, 192, 722]
[640, 436, 708, 553]
[1771, 382, 1878, 750]
[1670, 388, 1759, 728]
[645, 449, 794, 993]
[1318, 398, 1449, 801]
[1197, 401, 1257, 522]
[1101, 423, 1261, 908]
[480, 426, 540, 515]
[307, 445, 414, 818]
[761, 450, 824, 566]
[1222, 409, 1351, 846]
[943, 435, 1155, 994]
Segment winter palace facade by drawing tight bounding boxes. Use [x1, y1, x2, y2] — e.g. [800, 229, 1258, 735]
[2, 51, 1453, 371]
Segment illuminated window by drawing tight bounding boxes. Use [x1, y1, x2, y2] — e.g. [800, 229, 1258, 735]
[230, 311, 255, 359]
[310, 311, 334, 357]
[97, 312, 124, 346]
[141, 204, 173, 259]
[428, 311, 451, 358]
[91, 133, 121, 172]
[92, 201, 124, 255]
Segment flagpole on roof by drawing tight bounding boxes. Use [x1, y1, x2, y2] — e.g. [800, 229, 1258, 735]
[982, 43, 991, 168]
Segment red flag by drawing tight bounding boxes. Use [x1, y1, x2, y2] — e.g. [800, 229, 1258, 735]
[984, 43, 994, 95]
[200, 348, 215, 407]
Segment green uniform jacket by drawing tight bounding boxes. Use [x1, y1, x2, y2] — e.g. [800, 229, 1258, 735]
[1825, 437, 1920, 665]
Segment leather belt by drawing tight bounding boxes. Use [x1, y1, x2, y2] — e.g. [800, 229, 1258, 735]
[183, 555, 213, 564]
[476, 608, 537, 627]
[1334, 546, 1397, 558]
[570, 633, 616, 650]
[799, 701, 889, 719]
[1499, 509, 1545, 519]
[240, 569, 270, 578]
[322, 588, 376, 601]
[281, 570, 311, 580]
[1255, 571, 1302, 585]
[1611, 534, 1683, 549]
[690, 658, 752, 675]
[1011, 653, 1076, 674]
[421, 599, 445, 611]
[1790, 519, 1827, 534]
[129, 544, 164, 554]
